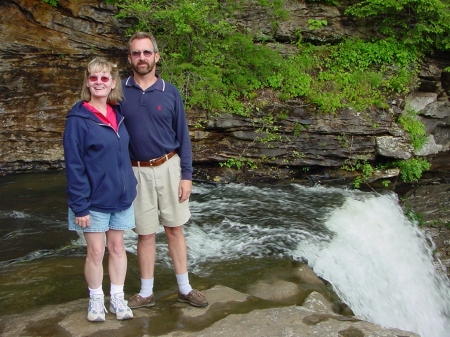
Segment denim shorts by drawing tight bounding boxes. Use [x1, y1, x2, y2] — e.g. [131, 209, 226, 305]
[68, 206, 136, 232]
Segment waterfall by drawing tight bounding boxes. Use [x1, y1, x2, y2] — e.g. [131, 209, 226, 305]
[296, 191, 450, 337]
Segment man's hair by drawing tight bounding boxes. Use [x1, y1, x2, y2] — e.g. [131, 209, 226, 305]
[128, 32, 159, 53]
[80, 57, 123, 105]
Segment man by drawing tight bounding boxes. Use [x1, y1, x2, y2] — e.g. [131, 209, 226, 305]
[120, 32, 208, 308]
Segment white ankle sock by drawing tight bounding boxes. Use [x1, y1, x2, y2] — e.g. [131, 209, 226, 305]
[139, 278, 154, 298]
[110, 283, 124, 297]
[176, 272, 193, 295]
[89, 286, 104, 298]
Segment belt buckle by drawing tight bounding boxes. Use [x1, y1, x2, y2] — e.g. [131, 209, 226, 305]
[148, 158, 157, 167]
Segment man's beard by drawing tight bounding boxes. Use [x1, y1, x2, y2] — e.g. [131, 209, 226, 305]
[132, 60, 155, 75]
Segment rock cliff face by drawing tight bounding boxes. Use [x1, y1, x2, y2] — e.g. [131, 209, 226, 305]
[0, 0, 128, 172]
[1, 0, 449, 182]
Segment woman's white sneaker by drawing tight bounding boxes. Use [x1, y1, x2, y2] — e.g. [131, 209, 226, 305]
[87, 296, 107, 322]
[110, 293, 133, 320]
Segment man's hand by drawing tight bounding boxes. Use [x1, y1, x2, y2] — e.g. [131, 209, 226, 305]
[75, 214, 90, 228]
[178, 179, 192, 203]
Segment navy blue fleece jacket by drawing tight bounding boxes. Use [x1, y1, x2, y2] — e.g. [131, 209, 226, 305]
[63, 101, 137, 217]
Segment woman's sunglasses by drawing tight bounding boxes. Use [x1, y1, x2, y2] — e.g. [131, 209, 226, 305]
[88, 76, 111, 83]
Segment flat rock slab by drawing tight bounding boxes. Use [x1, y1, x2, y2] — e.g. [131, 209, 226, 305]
[0, 287, 419, 337]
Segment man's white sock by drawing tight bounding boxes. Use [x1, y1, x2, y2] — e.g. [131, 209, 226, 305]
[176, 272, 193, 295]
[139, 278, 154, 298]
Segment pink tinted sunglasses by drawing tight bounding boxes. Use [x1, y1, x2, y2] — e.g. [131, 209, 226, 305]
[88, 75, 111, 83]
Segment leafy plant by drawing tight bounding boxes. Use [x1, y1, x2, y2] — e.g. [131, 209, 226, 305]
[345, 0, 450, 52]
[308, 19, 327, 31]
[255, 116, 282, 144]
[295, 38, 420, 113]
[381, 180, 390, 187]
[42, 0, 58, 6]
[394, 157, 431, 182]
[341, 158, 374, 188]
[353, 160, 374, 188]
[257, 0, 288, 23]
[397, 108, 428, 151]
[219, 157, 258, 170]
[292, 122, 305, 137]
[406, 209, 426, 226]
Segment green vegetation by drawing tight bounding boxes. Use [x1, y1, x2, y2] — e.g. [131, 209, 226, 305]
[394, 157, 431, 183]
[306, 0, 339, 5]
[308, 19, 327, 30]
[293, 123, 306, 137]
[341, 158, 373, 188]
[219, 157, 258, 170]
[42, 0, 58, 6]
[345, 0, 450, 52]
[404, 205, 426, 226]
[103, 0, 443, 183]
[305, 38, 419, 113]
[107, 0, 425, 115]
[397, 108, 428, 151]
[352, 161, 373, 189]
[254, 115, 283, 145]
[341, 156, 431, 188]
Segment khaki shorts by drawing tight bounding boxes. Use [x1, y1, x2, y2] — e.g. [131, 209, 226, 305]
[132, 154, 191, 235]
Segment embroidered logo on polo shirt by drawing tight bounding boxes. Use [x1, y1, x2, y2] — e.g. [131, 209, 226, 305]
[157, 105, 162, 111]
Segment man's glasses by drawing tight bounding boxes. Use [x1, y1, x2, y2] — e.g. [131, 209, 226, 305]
[88, 76, 111, 83]
[130, 50, 155, 58]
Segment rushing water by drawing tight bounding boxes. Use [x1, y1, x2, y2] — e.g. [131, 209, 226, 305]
[1, 171, 449, 337]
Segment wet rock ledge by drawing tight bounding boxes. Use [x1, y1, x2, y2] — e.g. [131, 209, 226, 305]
[0, 273, 418, 337]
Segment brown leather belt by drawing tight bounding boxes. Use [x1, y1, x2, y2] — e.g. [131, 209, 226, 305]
[131, 150, 177, 167]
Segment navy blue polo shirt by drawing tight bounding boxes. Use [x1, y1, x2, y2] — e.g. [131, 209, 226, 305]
[121, 76, 193, 180]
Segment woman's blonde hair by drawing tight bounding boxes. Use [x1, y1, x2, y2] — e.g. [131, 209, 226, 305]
[80, 57, 123, 105]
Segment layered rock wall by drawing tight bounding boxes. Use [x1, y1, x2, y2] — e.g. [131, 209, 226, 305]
[0, 0, 449, 181]
[0, 0, 128, 172]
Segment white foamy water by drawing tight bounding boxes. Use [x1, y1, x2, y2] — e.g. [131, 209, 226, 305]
[183, 184, 450, 337]
[296, 191, 450, 337]
[0, 210, 29, 219]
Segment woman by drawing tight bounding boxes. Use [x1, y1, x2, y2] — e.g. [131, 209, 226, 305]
[63, 57, 137, 322]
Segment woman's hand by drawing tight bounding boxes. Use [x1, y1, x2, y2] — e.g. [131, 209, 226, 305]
[75, 214, 90, 228]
